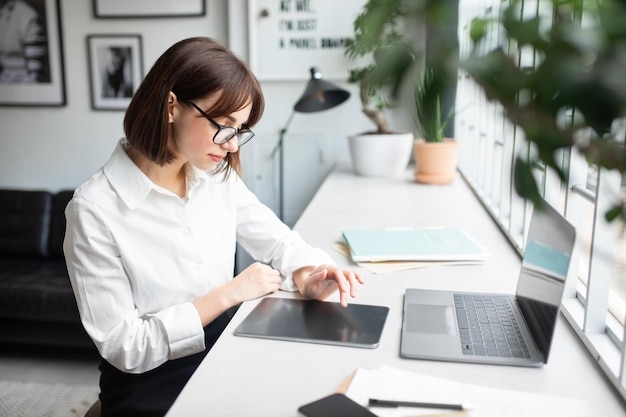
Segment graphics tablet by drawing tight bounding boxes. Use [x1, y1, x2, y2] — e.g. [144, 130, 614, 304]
[233, 297, 389, 348]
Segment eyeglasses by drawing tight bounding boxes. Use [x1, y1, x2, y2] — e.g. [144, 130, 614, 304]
[184, 100, 255, 147]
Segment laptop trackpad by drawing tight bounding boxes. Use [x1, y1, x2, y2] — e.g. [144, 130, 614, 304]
[406, 304, 457, 335]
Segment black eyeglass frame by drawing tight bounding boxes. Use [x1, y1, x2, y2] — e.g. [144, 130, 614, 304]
[183, 99, 255, 146]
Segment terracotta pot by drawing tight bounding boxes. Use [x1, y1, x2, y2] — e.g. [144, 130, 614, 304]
[413, 138, 459, 184]
[348, 132, 414, 179]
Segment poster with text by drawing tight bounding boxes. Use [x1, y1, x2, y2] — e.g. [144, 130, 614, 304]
[248, 0, 366, 80]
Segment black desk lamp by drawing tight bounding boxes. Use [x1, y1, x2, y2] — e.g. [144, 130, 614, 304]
[272, 67, 350, 221]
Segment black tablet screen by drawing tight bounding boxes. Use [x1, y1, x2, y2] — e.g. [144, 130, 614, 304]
[233, 297, 389, 349]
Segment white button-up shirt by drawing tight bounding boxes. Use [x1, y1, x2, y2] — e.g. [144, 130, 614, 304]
[63, 140, 334, 373]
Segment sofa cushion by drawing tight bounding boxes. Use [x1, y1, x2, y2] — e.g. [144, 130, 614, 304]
[0, 257, 80, 323]
[49, 190, 74, 258]
[0, 190, 52, 258]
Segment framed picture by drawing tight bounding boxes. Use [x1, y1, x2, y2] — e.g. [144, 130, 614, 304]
[93, 0, 206, 18]
[0, 0, 65, 106]
[87, 34, 142, 111]
[248, 0, 363, 80]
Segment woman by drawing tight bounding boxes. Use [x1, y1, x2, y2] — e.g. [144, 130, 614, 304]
[63, 37, 363, 417]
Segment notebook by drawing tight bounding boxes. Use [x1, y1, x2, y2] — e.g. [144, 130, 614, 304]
[233, 297, 389, 348]
[400, 201, 576, 366]
[342, 227, 488, 262]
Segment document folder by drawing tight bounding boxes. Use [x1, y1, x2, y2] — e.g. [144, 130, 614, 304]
[342, 227, 488, 262]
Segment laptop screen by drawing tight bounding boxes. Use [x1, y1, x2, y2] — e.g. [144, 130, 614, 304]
[515, 202, 576, 361]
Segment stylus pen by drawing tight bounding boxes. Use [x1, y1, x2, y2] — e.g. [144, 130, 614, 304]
[368, 398, 464, 410]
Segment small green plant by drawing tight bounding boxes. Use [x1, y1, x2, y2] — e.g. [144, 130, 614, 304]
[413, 68, 455, 143]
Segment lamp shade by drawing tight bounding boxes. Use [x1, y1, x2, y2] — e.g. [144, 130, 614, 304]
[293, 67, 350, 113]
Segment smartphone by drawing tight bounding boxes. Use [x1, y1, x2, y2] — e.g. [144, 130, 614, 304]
[298, 393, 377, 417]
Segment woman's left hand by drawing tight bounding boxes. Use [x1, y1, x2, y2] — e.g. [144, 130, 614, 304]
[294, 264, 364, 307]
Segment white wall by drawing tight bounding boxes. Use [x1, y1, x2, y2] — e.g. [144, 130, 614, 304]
[0, 0, 415, 207]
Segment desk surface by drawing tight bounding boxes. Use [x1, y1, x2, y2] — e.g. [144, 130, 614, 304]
[166, 168, 626, 416]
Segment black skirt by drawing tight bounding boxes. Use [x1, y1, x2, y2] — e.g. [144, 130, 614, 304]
[98, 306, 238, 417]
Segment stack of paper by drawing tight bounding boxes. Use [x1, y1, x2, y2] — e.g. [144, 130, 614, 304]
[342, 227, 489, 263]
[331, 242, 481, 274]
[344, 366, 590, 417]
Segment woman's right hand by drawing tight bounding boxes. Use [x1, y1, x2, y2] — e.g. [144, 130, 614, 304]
[193, 262, 281, 326]
[230, 262, 282, 303]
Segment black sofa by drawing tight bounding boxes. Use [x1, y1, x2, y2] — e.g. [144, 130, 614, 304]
[0, 189, 94, 349]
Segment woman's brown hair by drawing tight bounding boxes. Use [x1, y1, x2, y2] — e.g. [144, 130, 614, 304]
[123, 37, 265, 178]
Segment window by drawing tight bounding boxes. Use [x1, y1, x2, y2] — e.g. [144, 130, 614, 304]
[456, 0, 626, 401]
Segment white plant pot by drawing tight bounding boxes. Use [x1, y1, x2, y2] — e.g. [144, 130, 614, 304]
[348, 132, 414, 178]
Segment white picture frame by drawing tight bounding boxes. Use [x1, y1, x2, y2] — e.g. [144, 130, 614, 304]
[0, 0, 65, 106]
[87, 34, 142, 111]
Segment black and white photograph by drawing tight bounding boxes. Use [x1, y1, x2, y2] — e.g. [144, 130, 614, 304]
[0, 0, 65, 106]
[87, 34, 142, 110]
[92, 0, 205, 18]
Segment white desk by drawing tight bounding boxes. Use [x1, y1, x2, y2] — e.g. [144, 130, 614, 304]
[167, 167, 626, 416]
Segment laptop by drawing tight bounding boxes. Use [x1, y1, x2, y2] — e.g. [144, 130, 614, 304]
[400, 201, 576, 366]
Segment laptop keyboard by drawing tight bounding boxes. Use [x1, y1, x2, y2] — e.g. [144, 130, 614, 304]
[454, 294, 530, 358]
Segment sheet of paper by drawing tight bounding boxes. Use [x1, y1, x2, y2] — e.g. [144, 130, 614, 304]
[344, 366, 590, 417]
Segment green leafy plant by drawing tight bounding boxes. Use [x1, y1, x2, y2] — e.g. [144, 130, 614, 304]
[413, 68, 455, 143]
[345, 0, 415, 134]
[465, 0, 626, 219]
[354, 0, 626, 221]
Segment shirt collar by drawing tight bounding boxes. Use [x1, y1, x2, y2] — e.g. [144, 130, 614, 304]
[103, 139, 215, 210]
[102, 139, 153, 210]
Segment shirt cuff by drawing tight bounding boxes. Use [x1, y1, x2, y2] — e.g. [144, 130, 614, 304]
[155, 302, 206, 360]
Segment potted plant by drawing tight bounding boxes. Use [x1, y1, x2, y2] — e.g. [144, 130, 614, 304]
[367, 0, 626, 220]
[344, 0, 417, 178]
[412, 67, 459, 184]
